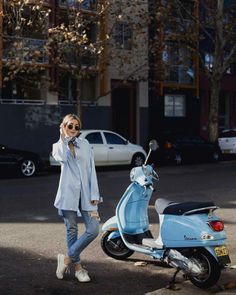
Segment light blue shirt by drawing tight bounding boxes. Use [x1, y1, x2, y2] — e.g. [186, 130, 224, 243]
[52, 136, 101, 215]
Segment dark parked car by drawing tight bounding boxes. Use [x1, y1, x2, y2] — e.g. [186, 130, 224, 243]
[154, 134, 221, 165]
[0, 144, 44, 177]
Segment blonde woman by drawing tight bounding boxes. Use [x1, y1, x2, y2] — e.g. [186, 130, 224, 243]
[52, 114, 101, 283]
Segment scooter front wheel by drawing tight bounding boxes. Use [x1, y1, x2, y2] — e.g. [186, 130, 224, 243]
[188, 248, 221, 289]
[101, 231, 134, 260]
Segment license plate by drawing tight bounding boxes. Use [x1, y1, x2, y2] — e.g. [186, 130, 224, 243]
[214, 245, 229, 257]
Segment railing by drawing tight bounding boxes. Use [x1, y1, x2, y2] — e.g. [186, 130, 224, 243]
[0, 99, 46, 105]
[3, 36, 48, 64]
[58, 0, 98, 12]
[165, 65, 194, 85]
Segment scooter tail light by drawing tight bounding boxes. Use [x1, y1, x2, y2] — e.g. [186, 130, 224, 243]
[164, 141, 172, 149]
[208, 220, 224, 232]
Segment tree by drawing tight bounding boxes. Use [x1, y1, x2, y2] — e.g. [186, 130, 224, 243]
[156, 0, 236, 142]
[2, 0, 149, 118]
[2, 0, 50, 82]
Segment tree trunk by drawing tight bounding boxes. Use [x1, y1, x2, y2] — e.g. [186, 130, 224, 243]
[76, 79, 82, 122]
[208, 79, 220, 143]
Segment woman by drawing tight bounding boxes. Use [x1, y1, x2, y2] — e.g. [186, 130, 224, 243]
[52, 113, 101, 283]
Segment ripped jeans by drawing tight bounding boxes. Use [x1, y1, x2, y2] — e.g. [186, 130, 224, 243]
[61, 210, 100, 264]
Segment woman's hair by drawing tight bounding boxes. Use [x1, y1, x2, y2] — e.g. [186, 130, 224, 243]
[61, 113, 82, 129]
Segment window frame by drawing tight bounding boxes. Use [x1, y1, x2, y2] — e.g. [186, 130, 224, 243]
[115, 21, 133, 50]
[164, 94, 186, 117]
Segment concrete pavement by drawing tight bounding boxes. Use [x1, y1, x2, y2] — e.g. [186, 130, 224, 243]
[1, 162, 236, 294]
[146, 267, 236, 295]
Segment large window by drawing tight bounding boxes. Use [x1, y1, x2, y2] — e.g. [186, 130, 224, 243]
[2, 71, 47, 102]
[164, 95, 186, 117]
[59, 0, 97, 11]
[115, 22, 132, 50]
[163, 41, 193, 84]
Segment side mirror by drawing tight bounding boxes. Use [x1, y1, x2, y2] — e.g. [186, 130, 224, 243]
[149, 139, 159, 151]
[144, 139, 159, 165]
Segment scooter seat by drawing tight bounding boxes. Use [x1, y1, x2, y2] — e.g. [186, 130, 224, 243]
[142, 238, 163, 249]
[155, 198, 216, 215]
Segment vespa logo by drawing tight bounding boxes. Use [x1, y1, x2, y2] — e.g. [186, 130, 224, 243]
[184, 235, 197, 241]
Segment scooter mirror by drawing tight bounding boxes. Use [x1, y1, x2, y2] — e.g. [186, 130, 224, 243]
[149, 139, 158, 151]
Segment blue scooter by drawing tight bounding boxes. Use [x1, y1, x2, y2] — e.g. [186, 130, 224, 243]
[101, 140, 231, 289]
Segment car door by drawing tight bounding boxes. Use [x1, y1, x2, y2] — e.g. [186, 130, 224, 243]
[175, 136, 195, 160]
[83, 131, 108, 165]
[0, 145, 17, 168]
[191, 136, 210, 159]
[103, 131, 130, 164]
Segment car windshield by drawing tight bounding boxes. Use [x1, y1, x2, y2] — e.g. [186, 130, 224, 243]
[220, 130, 236, 138]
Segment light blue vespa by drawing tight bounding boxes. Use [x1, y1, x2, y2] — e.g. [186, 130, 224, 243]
[101, 140, 231, 289]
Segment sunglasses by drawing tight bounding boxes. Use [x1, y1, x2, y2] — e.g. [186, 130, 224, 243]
[67, 124, 80, 131]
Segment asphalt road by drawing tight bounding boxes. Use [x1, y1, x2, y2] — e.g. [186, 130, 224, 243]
[0, 161, 236, 295]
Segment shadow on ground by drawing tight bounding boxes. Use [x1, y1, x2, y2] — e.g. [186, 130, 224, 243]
[0, 247, 171, 295]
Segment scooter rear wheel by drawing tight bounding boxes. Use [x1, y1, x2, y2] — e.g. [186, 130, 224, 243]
[101, 231, 134, 260]
[188, 248, 221, 289]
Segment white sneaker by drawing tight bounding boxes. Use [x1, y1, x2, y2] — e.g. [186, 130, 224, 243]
[56, 254, 68, 279]
[75, 268, 91, 283]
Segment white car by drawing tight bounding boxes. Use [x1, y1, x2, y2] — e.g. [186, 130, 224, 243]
[50, 129, 147, 167]
[218, 129, 236, 154]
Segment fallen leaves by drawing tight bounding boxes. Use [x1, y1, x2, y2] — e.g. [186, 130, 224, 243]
[134, 261, 148, 267]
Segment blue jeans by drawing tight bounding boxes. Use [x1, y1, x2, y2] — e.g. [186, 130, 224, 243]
[62, 210, 99, 264]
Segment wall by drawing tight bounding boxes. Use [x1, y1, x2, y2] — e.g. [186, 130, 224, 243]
[0, 104, 111, 159]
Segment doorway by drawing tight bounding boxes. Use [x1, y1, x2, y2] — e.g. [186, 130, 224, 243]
[111, 80, 136, 142]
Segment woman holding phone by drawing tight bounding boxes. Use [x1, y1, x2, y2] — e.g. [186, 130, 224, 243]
[52, 113, 101, 283]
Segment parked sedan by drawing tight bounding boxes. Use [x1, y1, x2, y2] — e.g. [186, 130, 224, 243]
[50, 130, 147, 167]
[0, 144, 43, 177]
[218, 129, 236, 155]
[154, 133, 221, 165]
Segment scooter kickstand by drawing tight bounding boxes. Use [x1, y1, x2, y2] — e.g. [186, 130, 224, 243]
[170, 268, 180, 286]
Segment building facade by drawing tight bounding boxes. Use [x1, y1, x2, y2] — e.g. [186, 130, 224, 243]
[148, 0, 236, 142]
[0, 0, 150, 159]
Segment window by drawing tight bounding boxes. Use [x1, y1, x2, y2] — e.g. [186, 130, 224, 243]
[2, 71, 46, 101]
[163, 41, 193, 84]
[81, 0, 97, 11]
[115, 22, 132, 50]
[58, 74, 77, 103]
[85, 132, 103, 144]
[104, 132, 126, 145]
[164, 95, 186, 117]
[79, 77, 96, 102]
[204, 53, 213, 71]
[59, 0, 97, 11]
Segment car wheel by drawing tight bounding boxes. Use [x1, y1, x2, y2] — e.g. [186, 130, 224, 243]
[20, 159, 36, 177]
[174, 153, 182, 165]
[131, 153, 145, 167]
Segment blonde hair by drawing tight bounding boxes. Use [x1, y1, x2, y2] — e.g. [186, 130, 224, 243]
[61, 113, 82, 130]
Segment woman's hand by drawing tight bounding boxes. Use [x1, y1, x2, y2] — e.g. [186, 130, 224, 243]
[60, 123, 68, 140]
[91, 200, 99, 206]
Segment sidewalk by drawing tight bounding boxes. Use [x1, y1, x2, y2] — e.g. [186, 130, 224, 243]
[146, 267, 236, 295]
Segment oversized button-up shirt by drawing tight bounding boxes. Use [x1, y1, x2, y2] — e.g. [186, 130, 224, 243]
[52, 136, 100, 215]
